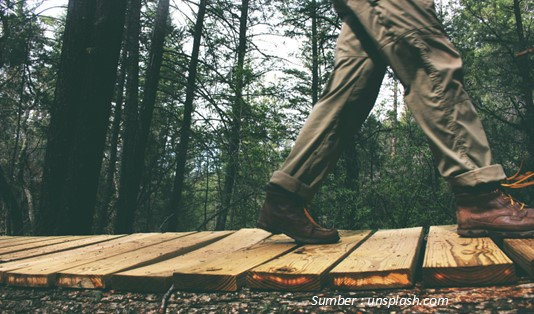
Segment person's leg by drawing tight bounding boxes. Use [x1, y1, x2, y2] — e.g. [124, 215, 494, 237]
[341, 0, 505, 186]
[257, 22, 387, 243]
[338, 0, 534, 237]
[271, 24, 386, 202]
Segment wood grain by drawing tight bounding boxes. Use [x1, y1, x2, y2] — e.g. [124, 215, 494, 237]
[173, 234, 297, 291]
[423, 225, 516, 286]
[247, 230, 371, 291]
[56, 231, 228, 289]
[0, 236, 72, 254]
[0, 237, 50, 247]
[330, 227, 423, 290]
[111, 229, 271, 292]
[503, 239, 534, 279]
[3, 233, 184, 287]
[0, 235, 120, 262]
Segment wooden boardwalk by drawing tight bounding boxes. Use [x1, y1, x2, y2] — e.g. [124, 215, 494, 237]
[0, 225, 532, 292]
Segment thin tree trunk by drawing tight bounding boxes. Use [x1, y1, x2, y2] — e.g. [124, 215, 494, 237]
[95, 45, 127, 234]
[0, 0, 12, 69]
[115, 0, 170, 233]
[0, 164, 22, 235]
[115, 0, 142, 233]
[136, 0, 170, 221]
[391, 78, 398, 158]
[311, 0, 319, 106]
[164, 0, 208, 232]
[215, 0, 249, 231]
[9, 69, 25, 180]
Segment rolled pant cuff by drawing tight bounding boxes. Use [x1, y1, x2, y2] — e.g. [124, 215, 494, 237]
[270, 171, 315, 203]
[448, 164, 507, 188]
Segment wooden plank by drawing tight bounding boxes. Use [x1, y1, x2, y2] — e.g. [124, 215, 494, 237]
[422, 225, 516, 287]
[0, 235, 120, 262]
[503, 239, 534, 279]
[330, 227, 424, 290]
[0, 236, 69, 251]
[0, 236, 83, 255]
[3, 233, 187, 287]
[56, 231, 230, 289]
[173, 234, 297, 291]
[0, 236, 44, 243]
[0, 234, 133, 281]
[112, 228, 271, 292]
[247, 230, 371, 291]
[0, 236, 40, 245]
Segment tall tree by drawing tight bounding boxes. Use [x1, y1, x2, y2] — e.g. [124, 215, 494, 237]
[164, 0, 208, 231]
[276, 0, 339, 112]
[115, 0, 171, 233]
[512, 0, 534, 168]
[95, 45, 128, 233]
[114, 0, 142, 233]
[35, 0, 127, 235]
[215, 0, 250, 230]
[450, 0, 533, 171]
[310, 0, 319, 105]
[0, 164, 22, 235]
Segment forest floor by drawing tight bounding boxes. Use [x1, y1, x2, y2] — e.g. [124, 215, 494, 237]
[0, 279, 532, 313]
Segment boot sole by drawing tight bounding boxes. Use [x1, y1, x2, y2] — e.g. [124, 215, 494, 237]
[457, 228, 534, 238]
[256, 221, 339, 244]
[256, 221, 281, 235]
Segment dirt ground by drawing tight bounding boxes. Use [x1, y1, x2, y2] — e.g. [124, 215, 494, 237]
[0, 278, 532, 313]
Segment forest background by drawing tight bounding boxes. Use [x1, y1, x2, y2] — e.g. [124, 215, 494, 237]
[0, 0, 532, 235]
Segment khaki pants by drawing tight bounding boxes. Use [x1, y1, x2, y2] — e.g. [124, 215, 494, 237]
[271, 0, 506, 202]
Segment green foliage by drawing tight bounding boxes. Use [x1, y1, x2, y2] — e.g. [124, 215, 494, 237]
[0, 1, 61, 233]
[313, 110, 455, 230]
[449, 0, 534, 202]
[2, 0, 533, 234]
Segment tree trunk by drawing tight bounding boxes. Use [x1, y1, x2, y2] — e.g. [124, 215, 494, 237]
[95, 45, 127, 234]
[391, 78, 398, 158]
[164, 0, 208, 232]
[343, 138, 360, 192]
[512, 0, 534, 168]
[136, 0, 170, 224]
[215, 0, 249, 231]
[115, 0, 142, 233]
[35, 0, 126, 235]
[0, 0, 12, 69]
[311, 0, 319, 106]
[115, 0, 170, 233]
[0, 164, 23, 235]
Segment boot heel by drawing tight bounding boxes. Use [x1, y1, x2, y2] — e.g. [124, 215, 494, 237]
[256, 221, 281, 234]
[457, 228, 488, 237]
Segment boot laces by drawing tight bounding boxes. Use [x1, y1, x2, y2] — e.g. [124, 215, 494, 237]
[501, 192, 526, 210]
[303, 208, 323, 228]
[500, 161, 534, 210]
[501, 161, 534, 189]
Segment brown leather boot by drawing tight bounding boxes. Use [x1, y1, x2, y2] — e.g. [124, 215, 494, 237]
[456, 189, 534, 238]
[256, 184, 340, 244]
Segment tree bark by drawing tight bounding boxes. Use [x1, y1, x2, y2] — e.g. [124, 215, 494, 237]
[311, 0, 319, 106]
[136, 0, 171, 225]
[164, 0, 208, 232]
[512, 0, 534, 168]
[391, 78, 398, 158]
[115, 0, 142, 233]
[215, 0, 249, 231]
[35, 0, 126, 235]
[115, 0, 170, 233]
[95, 45, 127, 234]
[0, 164, 23, 235]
